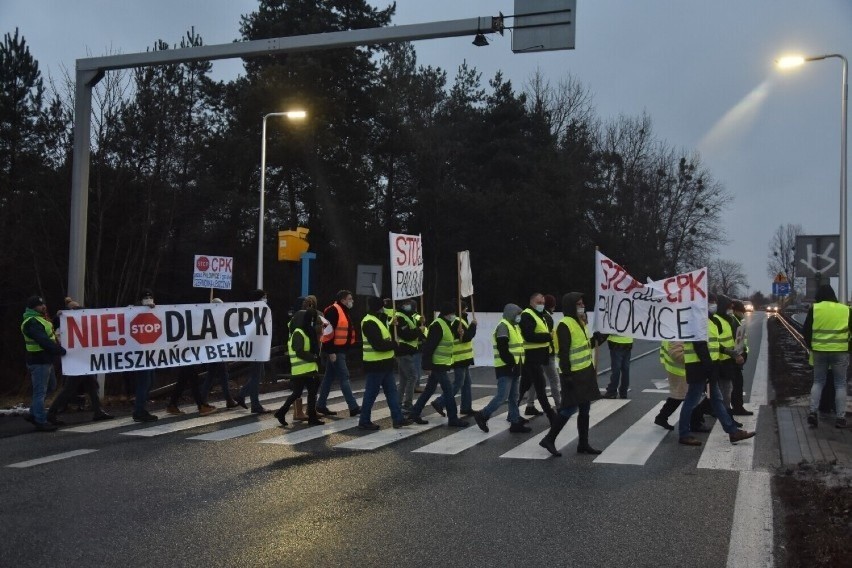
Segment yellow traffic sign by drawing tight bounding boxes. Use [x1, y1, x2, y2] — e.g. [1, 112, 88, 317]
[774, 273, 788, 283]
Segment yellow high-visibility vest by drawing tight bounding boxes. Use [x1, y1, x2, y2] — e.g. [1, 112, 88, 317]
[492, 319, 524, 367]
[361, 314, 395, 362]
[811, 302, 851, 352]
[288, 328, 319, 376]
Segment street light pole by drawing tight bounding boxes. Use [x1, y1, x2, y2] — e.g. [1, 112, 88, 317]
[257, 111, 306, 290]
[777, 54, 848, 302]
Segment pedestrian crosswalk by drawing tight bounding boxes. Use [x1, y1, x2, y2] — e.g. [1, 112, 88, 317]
[44, 386, 761, 471]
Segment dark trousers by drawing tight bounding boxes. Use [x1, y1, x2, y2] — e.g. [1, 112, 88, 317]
[169, 365, 203, 407]
[279, 375, 319, 418]
[49, 375, 102, 416]
[518, 359, 553, 414]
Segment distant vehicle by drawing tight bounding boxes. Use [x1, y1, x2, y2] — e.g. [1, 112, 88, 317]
[743, 301, 754, 312]
[765, 304, 779, 313]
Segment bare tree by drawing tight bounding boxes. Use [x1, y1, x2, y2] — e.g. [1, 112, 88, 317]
[709, 258, 749, 298]
[767, 223, 802, 294]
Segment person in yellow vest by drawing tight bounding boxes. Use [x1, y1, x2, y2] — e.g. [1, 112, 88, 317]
[518, 292, 557, 422]
[407, 302, 469, 427]
[730, 300, 754, 416]
[316, 290, 360, 417]
[358, 296, 413, 430]
[21, 295, 65, 431]
[712, 295, 744, 422]
[473, 303, 532, 433]
[394, 299, 426, 410]
[431, 300, 477, 417]
[803, 284, 851, 428]
[539, 292, 607, 456]
[678, 293, 756, 446]
[654, 340, 689, 430]
[274, 308, 325, 427]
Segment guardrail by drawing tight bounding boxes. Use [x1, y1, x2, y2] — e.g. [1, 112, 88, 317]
[775, 311, 808, 353]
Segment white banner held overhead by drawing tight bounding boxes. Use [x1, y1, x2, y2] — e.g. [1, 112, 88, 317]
[458, 250, 474, 298]
[389, 232, 424, 300]
[193, 255, 233, 290]
[593, 250, 708, 341]
[59, 302, 271, 375]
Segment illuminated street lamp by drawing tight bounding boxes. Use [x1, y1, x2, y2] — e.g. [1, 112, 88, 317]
[777, 53, 848, 302]
[257, 110, 307, 289]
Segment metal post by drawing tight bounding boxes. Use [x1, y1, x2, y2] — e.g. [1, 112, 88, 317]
[300, 252, 317, 296]
[257, 115, 269, 290]
[839, 55, 848, 303]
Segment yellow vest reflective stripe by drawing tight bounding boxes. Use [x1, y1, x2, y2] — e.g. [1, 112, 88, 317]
[492, 319, 525, 367]
[660, 340, 685, 377]
[712, 315, 734, 361]
[522, 308, 550, 350]
[608, 334, 634, 345]
[812, 302, 851, 351]
[559, 317, 593, 372]
[453, 318, 474, 363]
[21, 316, 55, 352]
[361, 314, 395, 362]
[430, 318, 455, 366]
[288, 328, 319, 375]
[395, 312, 419, 350]
[683, 320, 720, 363]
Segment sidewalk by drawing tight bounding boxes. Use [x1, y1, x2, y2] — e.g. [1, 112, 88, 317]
[777, 405, 852, 467]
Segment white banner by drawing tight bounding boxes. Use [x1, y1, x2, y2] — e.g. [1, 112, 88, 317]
[389, 232, 424, 300]
[193, 255, 233, 290]
[593, 250, 708, 341]
[59, 302, 272, 376]
[458, 250, 474, 298]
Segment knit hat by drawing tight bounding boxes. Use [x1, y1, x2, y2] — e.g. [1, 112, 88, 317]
[544, 294, 557, 311]
[211, 298, 223, 304]
[367, 296, 384, 312]
[249, 289, 266, 301]
[64, 297, 81, 309]
[26, 295, 45, 309]
[438, 301, 456, 316]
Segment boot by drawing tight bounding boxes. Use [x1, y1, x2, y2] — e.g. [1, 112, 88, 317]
[576, 413, 601, 455]
[293, 398, 308, 421]
[539, 414, 569, 457]
[654, 398, 681, 431]
[274, 403, 290, 426]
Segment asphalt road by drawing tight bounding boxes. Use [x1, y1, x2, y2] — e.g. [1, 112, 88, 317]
[0, 314, 776, 567]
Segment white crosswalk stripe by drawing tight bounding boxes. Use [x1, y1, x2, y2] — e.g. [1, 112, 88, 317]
[696, 411, 758, 471]
[500, 399, 629, 460]
[413, 411, 512, 455]
[594, 401, 679, 465]
[261, 395, 389, 446]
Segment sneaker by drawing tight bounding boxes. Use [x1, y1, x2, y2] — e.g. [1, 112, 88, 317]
[198, 404, 217, 416]
[274, 408, 288, 426]
[618, 393, 629, 399]
[807, 412, 818, 427]
[92, 410, 115, 421]
[401, 402, 413, 411]
[447, 419, 469, 428]
[473, 411, 489, 433]
[317, 407, 338, 416]
[518, 416, 530, 425]
[729, 430, 756, 444]
[393, 418, 413, 429]
[602, 392, 617, 399]
[251, 407, 272, 415]
[524, 406, 543, 416]
[431, 400, 445, 417]
[349, 407, 361, 418]
[358, 422, 380, 431]
[133, 411, 158, 423]
[836, 418, 848, 429]
[34, 422, 58, 432]
[166, 405, 185, 416]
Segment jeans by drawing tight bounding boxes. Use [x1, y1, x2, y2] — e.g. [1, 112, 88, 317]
[413, 352, 423, 385]
[396, 354, 417, 406]
[480, 372, 520, 423]
[27, 363, 56, 424]
[134, 370, 154, 415]
[679, 381, 737, 438]
[411, 369, 457, 420]
[606, 347, 631, 396]
[317, 352, 358, 410]
[238, 362, 265, 411]
[811, 351, 849, 416]
[543, 355, 561, 407]
[436, 366, 472, 413]
[361, 370, 404, 425]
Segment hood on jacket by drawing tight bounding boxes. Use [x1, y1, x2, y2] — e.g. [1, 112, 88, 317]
[716, 294, 733, 315]
[502, 303, 522, 321]
[290, 308, 319, 352]
[815, 284, 838, 303]
[561, 292, 584, 321]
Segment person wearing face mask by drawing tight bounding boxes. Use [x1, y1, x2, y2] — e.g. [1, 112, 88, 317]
[473, 303, 531, 433]
[539, 292, 607, 456]
[394, 299, 426, 410]
[430, 300, 477, 417]
[730, 300, 754, 416]
[711, 295, 745, 424]
[315, 290, 361, 417]
[234, 289, 272, 414]
[406, 302, 468, 427]
[274, 308, 325, 427]
[127, 288, 159, 422]
[517, 293, 557, 423]
[21, 295, 66, 431]
[541, 294, 562, 409]
[677, 293, 755, 446]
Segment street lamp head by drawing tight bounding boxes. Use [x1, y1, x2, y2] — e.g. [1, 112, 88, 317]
[776, 55, 806, 69]
[285, 110, 307, 120]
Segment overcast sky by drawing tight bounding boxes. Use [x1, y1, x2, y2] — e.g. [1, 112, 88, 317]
[4, 0, 851, 296]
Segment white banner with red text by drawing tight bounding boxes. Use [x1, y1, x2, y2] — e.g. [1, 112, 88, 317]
[593, 250, 708, 341]
[59, 302, 272, 376]
[389, 232, 424, 300]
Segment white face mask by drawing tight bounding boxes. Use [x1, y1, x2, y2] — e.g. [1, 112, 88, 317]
[343, 299, 354, 309]
[533, 304, 545, 313]
[445, 314, 458, 324]
[726, 309, 734, 316]
[142, 298, 154, 307]
[402, 304, 412, 312]
[577, 307, 585, 317]
[514, 315, 522, 323]
[708, 303, 717, 314]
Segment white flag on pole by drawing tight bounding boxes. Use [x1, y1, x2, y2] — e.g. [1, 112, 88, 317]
[459, 250, 474, 297]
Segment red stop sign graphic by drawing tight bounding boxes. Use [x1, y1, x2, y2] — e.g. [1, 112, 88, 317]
[129, 313, 163, 344]
[196, 256, 210, 271]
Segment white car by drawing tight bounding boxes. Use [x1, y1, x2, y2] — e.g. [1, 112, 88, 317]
[743, 301, 754, 312]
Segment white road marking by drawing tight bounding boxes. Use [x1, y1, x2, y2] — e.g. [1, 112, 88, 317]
[500, 399, 629, 459]
[260, 395, 389, 445]
[7, 449, 98, 468]
[594, 401, 679, 465]
[642, 389, 670, 394]
[413, 411, 512, 455]
[726, 470, 774, 568]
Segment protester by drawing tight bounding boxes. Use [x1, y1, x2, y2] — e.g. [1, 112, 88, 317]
[316, 290, 361, 417]
[131, 288, 159, 422]
[21, 295, 64, 431]
[274, 308, 325, 427]
[712, 295, 743, 422]
[235, 289, 272, 414]
[730, 300, 754, 416]
[603, 334, 633, 399]
[431, 301, 477, 417]
[654, 340, 688, 431]
[166, 363, 217, 416]
[473, 303, 531, 434]
[541, 294, 561, 408]
[394, 299, 425, 410]
[200, 298, 239, 409]
[518, 293, 556, 422]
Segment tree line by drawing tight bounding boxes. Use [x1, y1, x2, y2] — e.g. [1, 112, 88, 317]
[0, 0, 731, 393]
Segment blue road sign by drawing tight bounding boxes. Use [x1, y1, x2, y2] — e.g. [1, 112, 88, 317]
[772, 282, 791, 296]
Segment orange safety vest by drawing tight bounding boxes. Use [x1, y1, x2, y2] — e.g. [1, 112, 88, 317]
[321, 303, 354, 346]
